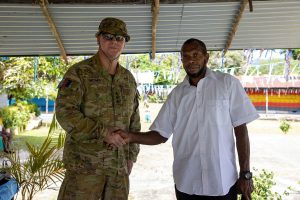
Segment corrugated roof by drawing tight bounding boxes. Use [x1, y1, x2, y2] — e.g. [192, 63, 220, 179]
[0, 0, 299, 57]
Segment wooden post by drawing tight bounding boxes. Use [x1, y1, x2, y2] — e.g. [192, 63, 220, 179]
[151, 0, 160, 60]
[39, 0, 68, 64]
[224, 0, 248, 55]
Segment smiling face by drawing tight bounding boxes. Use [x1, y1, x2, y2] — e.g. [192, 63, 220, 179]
[97, 33, 126, 60]
[181, 40, 209, 85]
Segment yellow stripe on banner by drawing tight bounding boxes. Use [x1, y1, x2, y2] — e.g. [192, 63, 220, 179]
[248, 94, 300, 103]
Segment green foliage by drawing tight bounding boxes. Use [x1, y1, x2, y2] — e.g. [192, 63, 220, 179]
[0, 57, 35, 99]
[148, 94, 159, 103]
[119, 53, 185, 85]
[13, 100, 40, 117]
[48, 113, 66, 148]
[0, 113, 66, 200]
[279, 120, 291, 134]
[281, 49, 300, 60]
[208, 51, 246, 75]
[0, 106, 18, 128]
[0, 105, 30, 129]
[0, 56, 82, 101]
[1, 136, 65, 200]
[250, 168, 290, 200]
[0, 101, 39, 130]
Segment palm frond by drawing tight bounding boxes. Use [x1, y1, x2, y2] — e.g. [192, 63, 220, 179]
[2, 132, 65, 200]
[47, 112, 66, 149]
[48, 113, 58, 135]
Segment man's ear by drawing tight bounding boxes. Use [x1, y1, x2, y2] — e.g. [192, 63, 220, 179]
[96, 36, 100, 45]
[205, 53, 210, 64]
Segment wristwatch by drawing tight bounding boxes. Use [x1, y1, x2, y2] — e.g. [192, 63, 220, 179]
[240, 171, 252, 180]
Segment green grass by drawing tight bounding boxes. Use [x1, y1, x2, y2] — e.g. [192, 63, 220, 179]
[13, 126, 58, 150]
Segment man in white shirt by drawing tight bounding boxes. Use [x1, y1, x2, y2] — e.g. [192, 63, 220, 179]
[114, 38, 259, 200]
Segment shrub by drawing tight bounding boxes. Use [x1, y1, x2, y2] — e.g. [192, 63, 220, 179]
[279, 120, 291, 134]
[0, 105, 30, 130]
[0, 106, 19, 128]
[251, 168, 290, 200]
[13, 100, 41, 117]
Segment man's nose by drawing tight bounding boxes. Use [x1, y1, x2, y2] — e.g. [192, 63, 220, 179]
[189, 59, 195, 64]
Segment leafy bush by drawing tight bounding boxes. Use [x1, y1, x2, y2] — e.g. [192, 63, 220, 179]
[148, 94, 159, 103]
[32, 103, 41, 117]
[279, 120, 291, 134]
[251, 168, 290, 200]
[0, 100, 41, 130]
[0, 106, 19, 128]
[13, 100, 41, 117]
[0, 105, 31, 130]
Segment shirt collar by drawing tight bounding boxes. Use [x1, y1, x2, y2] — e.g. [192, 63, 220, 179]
[182, 67, 217, 86]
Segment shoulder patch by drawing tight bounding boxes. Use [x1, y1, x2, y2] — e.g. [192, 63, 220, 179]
[58, 78, 72, 89]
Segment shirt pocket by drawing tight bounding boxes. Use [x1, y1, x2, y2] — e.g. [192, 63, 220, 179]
[206, 99, 230, 125]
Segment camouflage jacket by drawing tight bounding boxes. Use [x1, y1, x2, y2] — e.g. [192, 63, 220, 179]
[55, 54, 141, 176]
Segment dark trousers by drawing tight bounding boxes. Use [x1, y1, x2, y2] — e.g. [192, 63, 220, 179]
[175, 184, 237, 200]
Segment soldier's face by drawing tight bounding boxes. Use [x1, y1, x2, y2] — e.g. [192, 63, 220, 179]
[98, 34, 125, 59]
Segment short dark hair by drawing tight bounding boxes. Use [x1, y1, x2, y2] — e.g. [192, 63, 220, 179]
[181, 38, 207, 54]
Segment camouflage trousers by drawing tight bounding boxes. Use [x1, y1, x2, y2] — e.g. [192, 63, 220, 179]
[57, 170, 129, 200]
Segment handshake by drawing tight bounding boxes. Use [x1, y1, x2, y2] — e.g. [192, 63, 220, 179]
[103, 128, 133, 148]
[103, 129, 165, 147]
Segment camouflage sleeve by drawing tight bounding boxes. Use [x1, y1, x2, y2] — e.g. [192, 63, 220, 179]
[125, 90, 141, 162]
[55, 68, 108, 142]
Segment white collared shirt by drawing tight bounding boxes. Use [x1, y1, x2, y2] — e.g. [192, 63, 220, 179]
[150, 68, 259, 196]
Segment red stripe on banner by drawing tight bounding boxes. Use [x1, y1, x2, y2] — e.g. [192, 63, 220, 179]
[253, 102, 300, 108]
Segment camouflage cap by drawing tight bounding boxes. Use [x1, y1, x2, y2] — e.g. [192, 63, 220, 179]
[95, 17, 130, 42]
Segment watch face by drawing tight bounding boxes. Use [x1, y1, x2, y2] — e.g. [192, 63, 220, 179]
[244, 172, 252, 180]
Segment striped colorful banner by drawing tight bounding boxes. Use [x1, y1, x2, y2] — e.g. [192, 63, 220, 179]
[245, 88, 300, 111]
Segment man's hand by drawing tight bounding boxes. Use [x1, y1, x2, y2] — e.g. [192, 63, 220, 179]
[236, 178, 254, 200]
[104, 128, 126, 148]
[114, 129, 132, 143]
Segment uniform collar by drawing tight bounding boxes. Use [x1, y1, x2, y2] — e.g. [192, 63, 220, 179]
[92, 53, 126, 80]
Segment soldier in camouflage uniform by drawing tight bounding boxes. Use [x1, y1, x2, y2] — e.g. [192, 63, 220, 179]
[56, 17, 141, 200]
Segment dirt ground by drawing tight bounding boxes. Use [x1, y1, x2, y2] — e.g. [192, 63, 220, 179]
[17, 103, 300, 200]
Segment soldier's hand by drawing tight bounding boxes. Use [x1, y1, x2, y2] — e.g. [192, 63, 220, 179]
[115, 130, 131, 143]
[104, 131, 126, 148]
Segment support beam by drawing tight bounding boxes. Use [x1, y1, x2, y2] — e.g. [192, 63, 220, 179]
[223, 0, 248, 55]
[151, 0, 160, 60]
[39, 0, 68, 63]
[0, 0, 264, 4]
[248, 0, 253, 12]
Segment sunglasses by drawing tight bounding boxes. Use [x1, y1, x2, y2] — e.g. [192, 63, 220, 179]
[101, 33, 125, 42]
